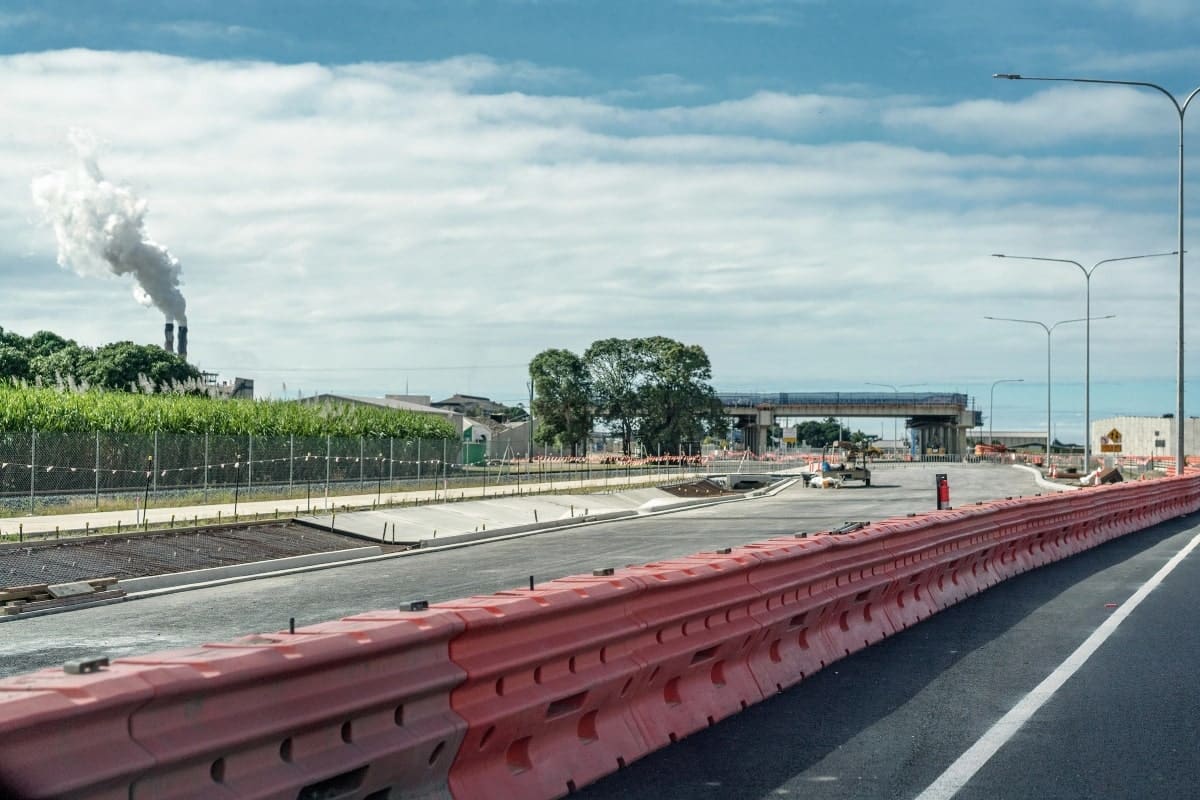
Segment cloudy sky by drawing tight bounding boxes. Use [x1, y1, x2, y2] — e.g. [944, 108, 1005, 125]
[2, 0, 1199, 439]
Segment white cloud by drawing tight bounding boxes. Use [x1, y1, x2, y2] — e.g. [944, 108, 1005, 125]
[884, 85, 1171, 144]
[151, 20, 259, 42]
[1086, 0, 1194, 21]
[0, 49, 1190, 416]
[0, 11, 39, 29]
[1066, 46, 1200, 75]
[680, 0, 825, 25]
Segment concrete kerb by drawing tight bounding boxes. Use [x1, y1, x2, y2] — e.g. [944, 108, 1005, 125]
[416, 510, 638, 548]
[408, 480, 796, 548]
[2, 481, 791, 620]
[1013, 464, 1083, 493]
[116, 547, 383, 593]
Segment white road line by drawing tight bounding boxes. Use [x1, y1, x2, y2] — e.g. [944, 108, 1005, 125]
[915, 525, 1200, 800]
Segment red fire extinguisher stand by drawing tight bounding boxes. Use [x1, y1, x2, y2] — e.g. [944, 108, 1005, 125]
[936, 473, 950, 510]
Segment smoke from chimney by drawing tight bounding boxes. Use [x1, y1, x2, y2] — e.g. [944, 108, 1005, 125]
[164, 322, 175, 353]
[31, 129, 188, 327]
[177, 326, 188, 360]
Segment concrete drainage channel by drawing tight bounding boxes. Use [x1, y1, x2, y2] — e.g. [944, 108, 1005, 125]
[0, 477, 797, 621]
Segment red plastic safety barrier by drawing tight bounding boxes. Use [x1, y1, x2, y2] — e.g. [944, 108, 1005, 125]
[440, 575, 648, 800]
[0, 609, 467, 800]
[120, 609, 467, 800]
[619, 550, 766, 751]
[739, 534, 845, 694]
[0, 663, 164, 799]
[7, 474, 1200, 800]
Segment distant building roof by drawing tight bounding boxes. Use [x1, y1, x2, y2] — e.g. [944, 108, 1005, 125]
[433, 394, 508, 412]
[298, 393, 457, 419]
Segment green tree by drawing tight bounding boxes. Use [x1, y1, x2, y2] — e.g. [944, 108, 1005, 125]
[797, 418, 849, 449]
[634, 336, 726, 454]
[530, 348, 593, 456]
[0, 325, 26, 350]
[85, 341, 201, 391]
[584, 337, 645, 455]
[0, 344, 31, 382]
[29, 343, 96, 387]
[27, 330, 73, 357]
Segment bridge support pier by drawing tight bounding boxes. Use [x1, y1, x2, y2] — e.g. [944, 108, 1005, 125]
[909, 420, 969, 457]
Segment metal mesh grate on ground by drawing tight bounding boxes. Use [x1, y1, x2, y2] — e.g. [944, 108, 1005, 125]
[0, 524, 365, 588]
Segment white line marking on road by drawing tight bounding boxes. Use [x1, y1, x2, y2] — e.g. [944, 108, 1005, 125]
[915, 525, 1200, 800]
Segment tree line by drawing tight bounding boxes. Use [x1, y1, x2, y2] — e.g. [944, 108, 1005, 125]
[0, 326, 200, 391]
[530, 336, 728, 456]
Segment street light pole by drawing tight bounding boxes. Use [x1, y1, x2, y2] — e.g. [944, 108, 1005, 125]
[866, 382, 900, 455]
[989, 378, 1024, 449]
[992, 252, 1175, 469]
[985, 315, 1114, 461]
[995, 72, 1200, 474]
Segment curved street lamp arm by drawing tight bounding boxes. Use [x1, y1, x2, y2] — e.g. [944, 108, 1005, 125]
[992, 253, 1084, 276]
[985, 315, 1051, 333]
[1090, 250, 1178, 275]
[993, 74, 1195, 115]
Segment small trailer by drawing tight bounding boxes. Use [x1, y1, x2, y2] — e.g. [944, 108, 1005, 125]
[808, 442, 872, 487]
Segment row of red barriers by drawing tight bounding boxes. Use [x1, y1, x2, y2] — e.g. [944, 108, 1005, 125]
[0, 609, 468, 799]
[2, 475, 1198, 799]
[435, 475, 1200, 798]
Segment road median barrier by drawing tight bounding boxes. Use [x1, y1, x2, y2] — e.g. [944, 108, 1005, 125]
[4, 476, 1200, 799]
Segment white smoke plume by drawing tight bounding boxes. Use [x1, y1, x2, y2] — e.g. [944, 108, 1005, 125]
[31, 129, 187, 325]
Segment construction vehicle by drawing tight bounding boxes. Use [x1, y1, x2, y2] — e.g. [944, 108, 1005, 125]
[809, 441, 872, 486]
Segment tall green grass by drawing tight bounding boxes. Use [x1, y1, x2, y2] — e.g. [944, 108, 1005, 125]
[0, 385, 455, 438]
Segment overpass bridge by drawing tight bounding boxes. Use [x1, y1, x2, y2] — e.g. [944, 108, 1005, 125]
[719, 391, 982, 455]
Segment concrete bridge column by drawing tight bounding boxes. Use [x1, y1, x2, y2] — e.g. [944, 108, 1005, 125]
[753, 407, 775, 455]
[954, 426, 968, 457]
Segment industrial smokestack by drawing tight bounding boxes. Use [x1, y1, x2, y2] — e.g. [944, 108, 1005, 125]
[32, 130, 188, 326]
[177, 326, 188, 360]
[164, 321, 175, 354]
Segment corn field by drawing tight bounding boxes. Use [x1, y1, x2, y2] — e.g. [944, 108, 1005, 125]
[0, 385, 455, 438]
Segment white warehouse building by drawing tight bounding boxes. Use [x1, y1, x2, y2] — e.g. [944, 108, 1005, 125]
[1090, 416, 1200, 458]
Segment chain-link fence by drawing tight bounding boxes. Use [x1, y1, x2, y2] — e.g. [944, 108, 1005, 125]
[0, 432, 714, 515]
[0, 432, 471, 514]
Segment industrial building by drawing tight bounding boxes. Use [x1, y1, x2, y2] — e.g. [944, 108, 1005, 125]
[1090, 416, 1200, 459]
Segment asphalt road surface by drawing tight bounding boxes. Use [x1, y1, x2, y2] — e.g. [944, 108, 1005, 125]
[0, 463, 1039, 677]
[579, 479, 1200, 799]
[8, 463, 1191, 799]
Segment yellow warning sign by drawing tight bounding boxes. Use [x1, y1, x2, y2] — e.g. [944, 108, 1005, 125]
[1100, 428, 1122, 453]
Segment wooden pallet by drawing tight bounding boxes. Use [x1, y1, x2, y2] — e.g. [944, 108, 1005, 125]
[1, 577, 122, 615]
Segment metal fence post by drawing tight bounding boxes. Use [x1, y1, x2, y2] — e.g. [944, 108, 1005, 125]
[325, 435, 331, 505]
[29, 430, 35, 514]
[248, 434, 254, 490]
[94, 431, 100, 509]
[389, 437, 394, 483]
[417, 439, 422, 489]
[359, 436, 365, 489]
[289, 434, 294, 487]
[203, 431, 210, 502]
[152, 431, 159, 493]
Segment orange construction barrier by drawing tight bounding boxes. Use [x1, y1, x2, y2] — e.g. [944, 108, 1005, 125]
[739, 535, 843, 694]
[1, 609, 467, 800]
[619, 550, 766, 751]
[440, 575, 649, 800]
[122, 609, 467, 800]
[6, 474, 1200, 800]
[0, 662, 164, 799]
